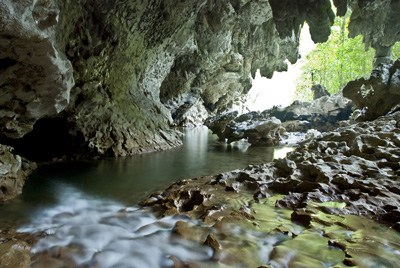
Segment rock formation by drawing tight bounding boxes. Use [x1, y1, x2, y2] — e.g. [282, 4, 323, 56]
[268, 93, 353, 132]
[311, 84, 330, 100]
[0, 0, 400, 200]
[343, 58, 400, 121]
[348, 0, 400, 65]
[144, 110, 400, 228]
[0, 145, 36, 201]
[206, 93, 353, 145]
[205, 111, 285, 145]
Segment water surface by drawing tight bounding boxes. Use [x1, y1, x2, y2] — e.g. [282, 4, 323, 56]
[0, 127, 292, 229]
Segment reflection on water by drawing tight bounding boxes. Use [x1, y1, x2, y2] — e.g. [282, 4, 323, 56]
[0, 127, 292, 229]
[1, 127, 399, 268]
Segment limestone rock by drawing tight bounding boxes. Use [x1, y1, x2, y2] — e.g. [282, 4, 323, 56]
[0, 0, 74, 139]
[0, 230, 36, 268]
[343, 58, 400, 121]
[348, 0, 400, 64]
[0, 145, 36, 201]
[311, 84, 330, 100]
[205, 111, 285, 145]
[265, 93, 353, 132]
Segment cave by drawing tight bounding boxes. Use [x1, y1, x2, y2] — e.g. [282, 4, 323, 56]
[8, 118, 75, 162]
[1, 0, 400, 267]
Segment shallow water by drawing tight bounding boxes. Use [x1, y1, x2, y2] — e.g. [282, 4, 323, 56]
[1, 127, 399, 267]
[0, 127, 292, 229]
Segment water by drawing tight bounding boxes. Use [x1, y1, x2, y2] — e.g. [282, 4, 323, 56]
[0, 127, 292, 229]
[2, 127, 398, 267]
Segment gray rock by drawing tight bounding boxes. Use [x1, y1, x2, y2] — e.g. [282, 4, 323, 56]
[311, 84, 330, 100]
[343, 58, 400, 121]
[0, 0, 74, 139]
[0, 145, 36, 201]
[205, 111, 285, 145]
[265, 93, 353, 132]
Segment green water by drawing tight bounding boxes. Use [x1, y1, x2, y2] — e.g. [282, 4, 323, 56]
[0, 127, 292, 229]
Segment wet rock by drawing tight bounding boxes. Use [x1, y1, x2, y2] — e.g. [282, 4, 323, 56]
[205, 112, 285, 145]
[265, 93, 353, 132]
[291, 209, 312, 227]
[0, 145, 36, 201]
[0, 230, 37, 268]
[203, 233, 221, 256]
[343, 58, 400, 121]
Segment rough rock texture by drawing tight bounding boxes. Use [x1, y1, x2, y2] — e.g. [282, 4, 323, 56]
[0, 230, 37, 268]
[343, 58, 400, 121]
[206, 93, 353, 144]
[0, 145, 36, 201]
[145, 111, 400, 228]
[0, 0, 74, 140]
[266, 93, 353, 132]
[0, 0, 346, 158]
[268, 0, 335, 43]
[205, 111, 285, 145]
[348, 0, 400, 65]
[311, 84, 330, 100]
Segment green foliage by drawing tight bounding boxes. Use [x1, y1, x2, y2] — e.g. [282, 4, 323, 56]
[393, 42, 400, 60]
[295, 14, 376, 101]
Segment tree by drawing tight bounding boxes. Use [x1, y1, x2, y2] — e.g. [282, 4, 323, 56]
[294, 12, 379, 101]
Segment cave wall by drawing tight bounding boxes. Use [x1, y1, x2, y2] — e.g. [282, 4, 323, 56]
[0, 0, 341, 159]
[1, 0, 400, 200]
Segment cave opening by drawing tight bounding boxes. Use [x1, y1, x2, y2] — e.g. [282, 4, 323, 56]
[245, 24, 316, 112]
[8, 118, 77, 162]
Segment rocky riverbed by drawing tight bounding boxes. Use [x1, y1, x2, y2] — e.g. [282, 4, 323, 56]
[3, 111, 399, 268]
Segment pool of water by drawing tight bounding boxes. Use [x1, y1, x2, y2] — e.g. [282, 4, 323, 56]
[1, 127, 399, 268]
[0, 127, 293, 229]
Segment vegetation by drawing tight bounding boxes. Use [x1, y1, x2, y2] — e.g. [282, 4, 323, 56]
[295, 13, 400, 102]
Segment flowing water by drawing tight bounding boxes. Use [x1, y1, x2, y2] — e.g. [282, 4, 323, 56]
[1, 127, 399, 267]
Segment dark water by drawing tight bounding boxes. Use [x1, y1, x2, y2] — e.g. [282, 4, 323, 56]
[1, 127, 399, 268]
[0, 127, 292, 229]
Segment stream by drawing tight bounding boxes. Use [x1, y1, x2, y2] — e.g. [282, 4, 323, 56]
[0, 127, 399, 267]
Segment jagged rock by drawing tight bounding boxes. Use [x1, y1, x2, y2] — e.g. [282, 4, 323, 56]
[0, 0, 74, 139]
[269, 0, 335, 43]
[343, 58, 400, 121]
[151, 111, 400, 228]
[205, 111, 285, 145]
[0, 145, 36, 201]
[265, 93, 353, 132]
[0, 230, 37, 268]
[311, 84, 330, 100]
[163, 88, 208, 127]
[348, 0, 400, 64]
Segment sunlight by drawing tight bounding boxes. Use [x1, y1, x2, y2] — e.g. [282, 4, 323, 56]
[245, 24, 316, 112]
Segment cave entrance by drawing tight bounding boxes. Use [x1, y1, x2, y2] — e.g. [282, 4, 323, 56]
[10, 118, 75, 161]
[245, 24, 316, 112]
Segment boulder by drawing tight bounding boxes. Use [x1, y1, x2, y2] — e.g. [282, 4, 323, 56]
[205, 111, 285, 145]
[311, 84, 330, 100]
[265, 93, 353, 132]
[343, 58, 400, 121]
[0, 145, 36, 201]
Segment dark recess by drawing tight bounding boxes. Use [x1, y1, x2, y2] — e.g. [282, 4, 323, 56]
[9, 118, 75, 161]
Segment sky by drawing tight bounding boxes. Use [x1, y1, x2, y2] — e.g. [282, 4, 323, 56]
[245, 24, 316, 112]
